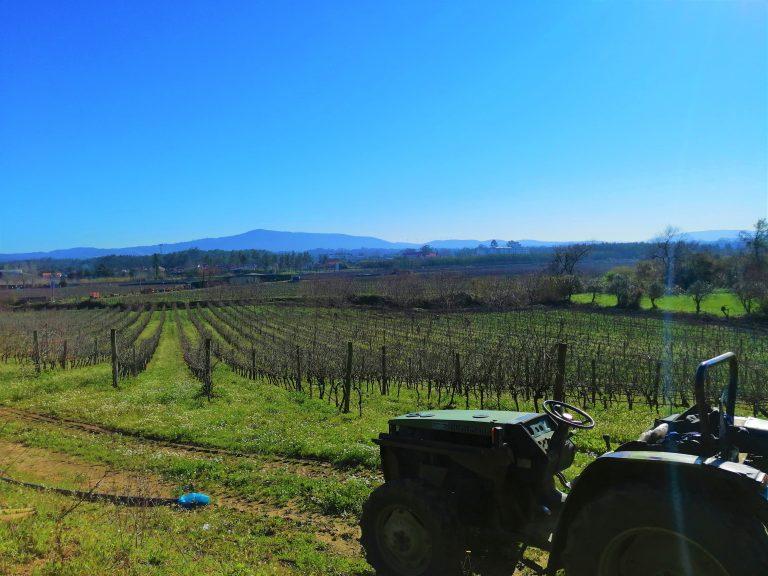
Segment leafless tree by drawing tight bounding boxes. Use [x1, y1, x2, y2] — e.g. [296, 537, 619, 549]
[646, 281, 664, 309]
[549, 243, 592, 275]
[740, 219, 768, 264]
[584, 277, 604, 304]
[635, 260, 664, 308]
[687, 280, 714, 314]
[734, 279, 763, 315]
[651, 226, 683, 291]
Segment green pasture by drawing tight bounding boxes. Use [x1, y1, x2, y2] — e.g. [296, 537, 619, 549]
[572, 289, 749, 316]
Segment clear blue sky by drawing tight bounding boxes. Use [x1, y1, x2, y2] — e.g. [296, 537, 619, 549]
[1, 1, 766, 253]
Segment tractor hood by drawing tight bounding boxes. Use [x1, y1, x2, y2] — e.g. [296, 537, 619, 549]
[389, 410, 542, 436]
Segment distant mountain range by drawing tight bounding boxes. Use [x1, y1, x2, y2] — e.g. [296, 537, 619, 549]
[678, 230, 746, 243]
[0, 228, 747, 263]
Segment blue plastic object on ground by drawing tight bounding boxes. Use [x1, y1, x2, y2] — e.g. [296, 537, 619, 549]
[177, 493, 211, 509]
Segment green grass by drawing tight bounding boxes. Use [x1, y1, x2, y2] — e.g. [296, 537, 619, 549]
[135, 309, 164, 342]
[572, 289, 749, 316]
[0, 480, 369, 576]
[0, 417, 375, 517]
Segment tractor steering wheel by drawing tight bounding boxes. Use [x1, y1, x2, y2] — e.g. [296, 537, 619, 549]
[543, 400, 596, 430]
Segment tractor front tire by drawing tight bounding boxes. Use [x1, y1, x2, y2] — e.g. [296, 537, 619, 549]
[563, 483, 768, 576]
[360, 479, 464, 576]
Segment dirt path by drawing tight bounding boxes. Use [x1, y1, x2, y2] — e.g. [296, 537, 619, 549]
[0, 439, 361, 557]
[0, 405, 380, 482]
[0, 440, 168, 498]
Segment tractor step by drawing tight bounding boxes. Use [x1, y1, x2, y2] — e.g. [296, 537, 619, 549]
[516, 545, 547, 575]
[517, 557, 547, 575]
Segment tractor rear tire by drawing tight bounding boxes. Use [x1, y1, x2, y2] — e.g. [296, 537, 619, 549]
[360, 479, 464, 576]
[562, 483, 768, 576]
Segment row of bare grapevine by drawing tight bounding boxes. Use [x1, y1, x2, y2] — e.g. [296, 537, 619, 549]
[185, 303, 768, 413]
[117, 310, 166, 377]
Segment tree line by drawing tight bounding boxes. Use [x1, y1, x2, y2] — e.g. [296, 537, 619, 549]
[554, 220, 768, 316]
[3, 248, 313, 280]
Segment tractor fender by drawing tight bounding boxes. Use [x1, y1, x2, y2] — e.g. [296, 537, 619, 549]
[547, 450, 768, 573]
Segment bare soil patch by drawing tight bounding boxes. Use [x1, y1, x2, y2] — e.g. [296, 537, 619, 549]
[0, 439, 361, 557]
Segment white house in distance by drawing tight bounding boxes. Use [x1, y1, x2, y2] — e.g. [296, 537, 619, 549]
[476, 241, 529, 255]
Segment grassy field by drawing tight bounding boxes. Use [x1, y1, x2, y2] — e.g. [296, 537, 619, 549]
[0, 317, 376, 575]
[0, 475, 365, 576]
[0, 303, 765, 574]
[572, 289, 748, 316]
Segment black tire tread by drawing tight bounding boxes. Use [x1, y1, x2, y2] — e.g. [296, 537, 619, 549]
[360, 479, 464, 576]
[563, 483, 768, 576]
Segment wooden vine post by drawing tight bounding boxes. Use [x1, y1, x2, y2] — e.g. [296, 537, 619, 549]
[204, 338, 212, 399]
[653, 361, 662, 409]
[381, 345, 388, 395]
[110, 329, 118, 388]
[454, 352, 465, 408]
[554, 342, 567, 402]
[32, 330, 40, 375]
[342, 341, 353, 413]
[296, 345, 302, 392]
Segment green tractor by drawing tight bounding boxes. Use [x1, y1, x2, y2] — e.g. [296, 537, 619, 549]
[359, 353, 768, 575]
